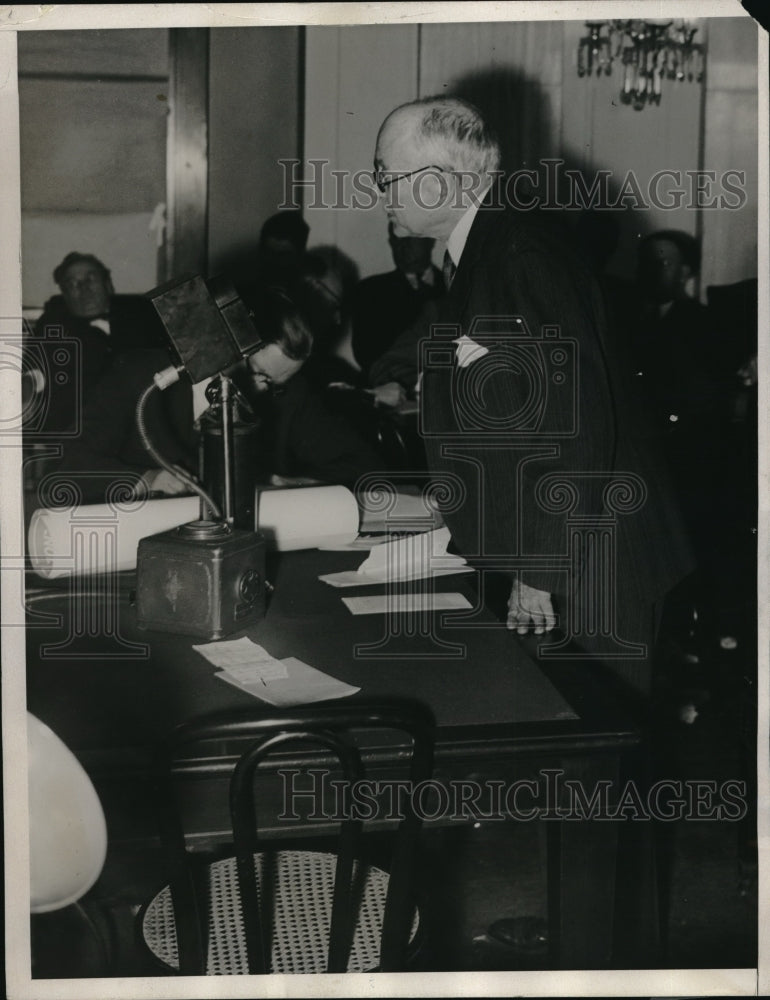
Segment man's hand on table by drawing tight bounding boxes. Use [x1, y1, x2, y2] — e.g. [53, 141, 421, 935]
[365, 381, 407, 409]
[506, 576, 557, 636]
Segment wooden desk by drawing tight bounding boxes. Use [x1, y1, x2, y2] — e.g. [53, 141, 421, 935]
[25, 548, 642, 969]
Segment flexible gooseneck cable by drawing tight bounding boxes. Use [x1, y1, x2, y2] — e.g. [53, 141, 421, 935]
[135, 367, 223, 521]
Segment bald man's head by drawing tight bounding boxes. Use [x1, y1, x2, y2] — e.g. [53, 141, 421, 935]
[374, 97, 500, 240]
[378, 98, 501, 176]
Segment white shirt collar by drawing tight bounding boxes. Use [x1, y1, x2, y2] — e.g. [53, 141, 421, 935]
[445, 180, 492, 268]
[90, 317, 111, 335]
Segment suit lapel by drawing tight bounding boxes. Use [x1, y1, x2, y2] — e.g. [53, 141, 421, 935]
[441, 181, 507, 324]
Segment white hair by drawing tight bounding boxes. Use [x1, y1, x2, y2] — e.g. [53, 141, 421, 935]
[401, 96, 501, 176]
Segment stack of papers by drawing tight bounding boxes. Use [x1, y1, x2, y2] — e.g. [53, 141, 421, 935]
[319, 526, 473, 588]
[318, 488, 447, 552]
[358, 487, 445, 535]
[192, 636, 359, 706]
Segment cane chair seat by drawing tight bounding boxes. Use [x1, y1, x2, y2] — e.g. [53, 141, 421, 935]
[138, 700, 434, 974]
[142, 849, 420, 975]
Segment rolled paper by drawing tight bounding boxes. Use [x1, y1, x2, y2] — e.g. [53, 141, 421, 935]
[28, 713, 108, 913]
[256, 485, 359, 551]
[28, 495, 200, 579]
[28, 485, 361, 577]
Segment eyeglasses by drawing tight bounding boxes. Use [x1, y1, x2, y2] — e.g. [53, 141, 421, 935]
[372, 165, 444, 194]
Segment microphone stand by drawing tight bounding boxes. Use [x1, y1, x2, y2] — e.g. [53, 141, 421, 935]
[198, 372, 237, 529]
[220, 374, 234, 526]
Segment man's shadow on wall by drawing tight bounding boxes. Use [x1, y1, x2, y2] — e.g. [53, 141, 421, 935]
[448, 67, 657, 287]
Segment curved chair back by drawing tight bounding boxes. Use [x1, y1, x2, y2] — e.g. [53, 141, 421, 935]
[150, 697, 435, 974]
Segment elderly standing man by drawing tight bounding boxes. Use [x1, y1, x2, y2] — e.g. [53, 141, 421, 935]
[373, 96, 693, 701]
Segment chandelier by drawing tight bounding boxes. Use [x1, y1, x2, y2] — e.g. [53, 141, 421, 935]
[577, 20, 706, 110]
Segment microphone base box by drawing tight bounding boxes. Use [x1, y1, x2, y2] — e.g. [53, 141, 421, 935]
[136, 521, 266, 641]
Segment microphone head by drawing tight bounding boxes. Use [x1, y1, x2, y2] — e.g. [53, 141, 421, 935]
[146, 274, 262, 383]
[207, 274, 263, 359]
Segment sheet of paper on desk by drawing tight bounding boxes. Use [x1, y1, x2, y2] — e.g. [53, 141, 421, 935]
[319, 526, 472, 587]
[317, 534, 388, 552]
[192, 636, 288, 681]
[342, 592, 472, 615]
[215, 658, 360, 706]
[320, 566, 474, 588]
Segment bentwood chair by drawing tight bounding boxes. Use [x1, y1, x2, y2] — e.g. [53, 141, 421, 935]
[139, 698, 435, 975]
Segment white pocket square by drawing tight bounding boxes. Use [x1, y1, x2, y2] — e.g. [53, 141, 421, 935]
[454, 335, 490, 368]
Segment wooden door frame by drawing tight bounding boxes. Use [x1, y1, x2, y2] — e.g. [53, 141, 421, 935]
[165, 28, 209, 280]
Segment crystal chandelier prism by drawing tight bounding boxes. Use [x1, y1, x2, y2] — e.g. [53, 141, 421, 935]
[578, 20, 706, 110]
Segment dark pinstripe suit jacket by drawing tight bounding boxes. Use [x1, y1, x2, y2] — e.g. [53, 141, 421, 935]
[421, 184, 693, 649]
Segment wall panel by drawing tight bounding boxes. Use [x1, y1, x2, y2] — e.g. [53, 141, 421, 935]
[18, 29, 169, 305]
[701, 17, 758, 292]
[420, 20, 564, 169]
[304, 25, 419, 280]
[207, 26, 301, 276]
[302, 17, 757, 291]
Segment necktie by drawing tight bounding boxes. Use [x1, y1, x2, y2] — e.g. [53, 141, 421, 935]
[442, 249, 456, 290]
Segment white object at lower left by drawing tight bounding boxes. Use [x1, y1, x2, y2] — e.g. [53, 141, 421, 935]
[27, 712, 108, 914]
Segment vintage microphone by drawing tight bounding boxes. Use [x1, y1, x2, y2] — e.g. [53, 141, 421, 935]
[134, 365, 223, 519]
[134, 274, 266, 641]
[199, 377, 260, 531]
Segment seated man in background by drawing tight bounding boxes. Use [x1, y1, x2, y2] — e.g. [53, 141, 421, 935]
[629, 230, 732, 660]
[29, 252, 166, 434]
[351, 222, 445, 383]
[293, 245, 361, 390]
[630, 230, 728, 508]
[52, 288, 384, 504]
[235, 226, 360, 391]
[233, 210, 311, 310]
[259, 210, 310, 281]
[284, 239, 428, 471]
[366, 296, 442, 408]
